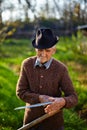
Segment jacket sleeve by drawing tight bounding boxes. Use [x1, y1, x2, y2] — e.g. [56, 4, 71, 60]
[60, 66, 78, 108]
[16, 60, 39, 104]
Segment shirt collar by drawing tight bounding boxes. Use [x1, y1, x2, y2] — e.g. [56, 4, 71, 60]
[34, 58, 53, 69]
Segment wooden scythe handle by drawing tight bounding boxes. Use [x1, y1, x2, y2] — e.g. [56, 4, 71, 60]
[17, 110, 60, 130]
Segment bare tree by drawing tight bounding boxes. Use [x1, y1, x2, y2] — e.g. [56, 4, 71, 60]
[82, 0, 87, 23]
[18, 0, 37, 20]
[0, 0, 3, 24]
[52, 0, 63, 19]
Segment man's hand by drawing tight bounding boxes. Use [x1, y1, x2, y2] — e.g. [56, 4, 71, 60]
[39, 95, 55, 103]
[44, 97, 66, 114]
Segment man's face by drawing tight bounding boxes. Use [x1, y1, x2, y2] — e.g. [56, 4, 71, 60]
[35, 47, 56, 63]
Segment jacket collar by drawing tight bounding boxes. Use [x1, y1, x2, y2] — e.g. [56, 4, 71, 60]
[34, 58, 53, 69]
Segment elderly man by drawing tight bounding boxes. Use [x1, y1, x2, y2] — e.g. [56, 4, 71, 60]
[16, 28, 78, 130]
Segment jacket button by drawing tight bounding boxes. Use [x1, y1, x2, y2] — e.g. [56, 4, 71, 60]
[41, 75, 43, 78]
[40, 85, 42, 88]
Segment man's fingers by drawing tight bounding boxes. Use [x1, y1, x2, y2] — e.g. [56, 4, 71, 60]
[44, 102, 61, 113]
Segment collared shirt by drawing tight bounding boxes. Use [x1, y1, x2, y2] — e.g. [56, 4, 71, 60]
[34, 58, 53, 69]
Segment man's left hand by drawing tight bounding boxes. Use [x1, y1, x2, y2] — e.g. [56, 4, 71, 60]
[44, 97, 66, 114]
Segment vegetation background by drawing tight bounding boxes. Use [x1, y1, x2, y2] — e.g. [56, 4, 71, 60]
[0, 0, 87, 130]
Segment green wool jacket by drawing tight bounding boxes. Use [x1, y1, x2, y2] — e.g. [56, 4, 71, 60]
[16, 56, 78, 130]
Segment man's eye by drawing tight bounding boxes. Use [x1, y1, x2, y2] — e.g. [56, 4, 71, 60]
[38, 49, 43, 51]
[46, 50, 51, 52]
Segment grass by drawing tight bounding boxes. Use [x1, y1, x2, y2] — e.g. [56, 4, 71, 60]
[0, 37, 87, 130]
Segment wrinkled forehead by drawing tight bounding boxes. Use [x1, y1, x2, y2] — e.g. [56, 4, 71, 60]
[35, 45, 56, 50]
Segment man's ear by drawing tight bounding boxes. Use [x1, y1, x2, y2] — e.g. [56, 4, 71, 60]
[35, 48, 38, 53]
[52, 47, 56, 54]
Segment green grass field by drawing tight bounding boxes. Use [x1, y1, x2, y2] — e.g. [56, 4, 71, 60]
[0, 37, 87, 130]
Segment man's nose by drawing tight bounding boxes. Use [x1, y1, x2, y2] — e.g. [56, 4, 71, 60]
[41, 50, 46, 56]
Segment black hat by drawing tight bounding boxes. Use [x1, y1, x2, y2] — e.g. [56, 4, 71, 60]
[32, 28, 59, 49]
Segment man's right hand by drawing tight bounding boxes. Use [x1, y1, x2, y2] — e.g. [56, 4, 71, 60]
[39, 95, 55, 103]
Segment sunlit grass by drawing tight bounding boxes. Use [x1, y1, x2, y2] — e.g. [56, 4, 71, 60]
[64, 109, 87, 130]
[0, 64, 24, 130]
